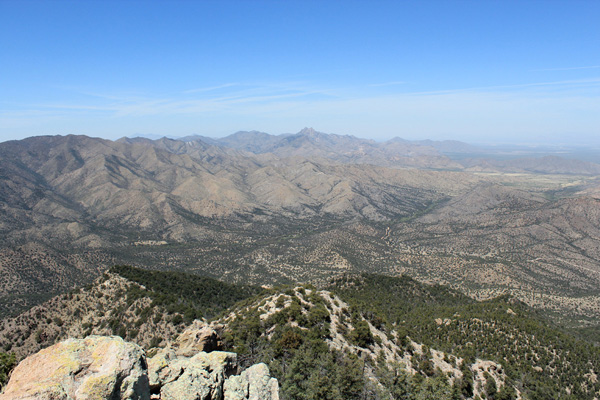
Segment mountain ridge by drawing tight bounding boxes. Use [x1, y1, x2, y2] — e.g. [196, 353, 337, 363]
[1, 132, 600, 325]
[3, 267, 599, 399]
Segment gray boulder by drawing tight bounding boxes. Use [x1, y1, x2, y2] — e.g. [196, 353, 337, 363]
[2, 334, 279, 400]
[1, 335, 149, 400]
[224, 363, 279, 400]
[174, 323, 223, 357]
[148, 351, 238, 400]
[147, 348, 180, 391]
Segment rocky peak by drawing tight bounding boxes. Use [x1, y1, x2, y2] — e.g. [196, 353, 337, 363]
[172, 322, 223, 357]
[298, 127, 316, 135]
[1, 335, 149, 400]
[297, 127, 319, 138]
[1, 330, 279, 400]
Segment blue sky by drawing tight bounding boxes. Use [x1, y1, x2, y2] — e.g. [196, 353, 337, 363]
[1, 0, 599, 144]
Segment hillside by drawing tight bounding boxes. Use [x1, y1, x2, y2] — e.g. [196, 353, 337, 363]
[200, 128, 464, 169]
[194, 128, 600, 175]
[4, 267, 599, 399]
[330, 274, 600, 398]
[0, 266, 263, 360]
[387, 185, 600, 320]
[1, 133, 485, 246]
[0, 134, 467, 314]
[220, 273, 600, 399]
[1, 132, 600, 328]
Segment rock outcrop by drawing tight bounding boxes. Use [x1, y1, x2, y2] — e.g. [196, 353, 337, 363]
[145, 343, 278, 400]
[223, 363, 279, 400]
[148, 349, 237, 399]
[173, 323, 223, 356]
[1, 335, 149, 400]
[1, 330, 279, 400]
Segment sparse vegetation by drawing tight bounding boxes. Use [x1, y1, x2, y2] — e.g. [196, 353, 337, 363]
[110, 265, 264, 322]
[2, 134, 600, 398]
[330, 273, 600, 399]
[0, 351, 16, 390]
[1, 264, 599, 399]
[0, 266, 264, 359]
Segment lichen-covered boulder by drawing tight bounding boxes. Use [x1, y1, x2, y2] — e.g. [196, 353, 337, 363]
[160, 367, 213, 400]
[174, 323, 222, 357]
[1, 336, 149, 400]
[191, 351, 238, 380]
[147, 348, 179, 391]
[153, 351, 237, 400]
[224, 363, 279, 400]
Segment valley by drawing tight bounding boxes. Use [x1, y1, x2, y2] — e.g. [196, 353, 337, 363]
[3, 2, 599, 398]
[1, 130, 600, 398]
[1, 131, 600, 324]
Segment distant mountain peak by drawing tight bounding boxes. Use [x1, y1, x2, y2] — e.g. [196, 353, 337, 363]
[298, 127, 318, 136]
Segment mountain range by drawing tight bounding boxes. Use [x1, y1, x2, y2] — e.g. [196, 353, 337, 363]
[2, 128, 600, 399]
[1, 129, 599, 326]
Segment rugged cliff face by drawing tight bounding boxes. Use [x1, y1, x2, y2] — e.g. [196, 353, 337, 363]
[1, 330, 279, 400]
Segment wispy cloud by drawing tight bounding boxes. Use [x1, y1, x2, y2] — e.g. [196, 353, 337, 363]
[21, 82, 337, 118]
[12, 78, 600, 118]
[532, 65, 600, 72]
[368, 81, 407, 87]
[33, 103, 116, 111]
[1, 77, 598, 143]
[399, 78, 600, 97]
[183, 83, 240, 94]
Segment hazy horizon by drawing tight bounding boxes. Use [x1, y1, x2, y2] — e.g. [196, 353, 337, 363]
[6, 129, 600, 154]
[1, 1, 599, 145]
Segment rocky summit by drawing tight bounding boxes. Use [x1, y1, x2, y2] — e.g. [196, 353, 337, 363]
[1, 336, 148, 400]
[1, 333, 279, 400]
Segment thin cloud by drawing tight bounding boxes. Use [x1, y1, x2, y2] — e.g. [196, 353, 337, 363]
[532, 65, 600, 72]
[183, 83, 240, 94]
[49, 85, 151, 102]
[33, 103, 116, 111]
[88, 85, 332, 117]
[212, 90, 334, 105]
[17, 78, 600, 117]
[399, 78, 600, 97]
[2, 76, 598, 143]
[28, 81, 331, 116]
[368, 81, 407, 87]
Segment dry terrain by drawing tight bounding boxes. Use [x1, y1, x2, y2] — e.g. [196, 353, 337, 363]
[1, 131, 600, 328]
